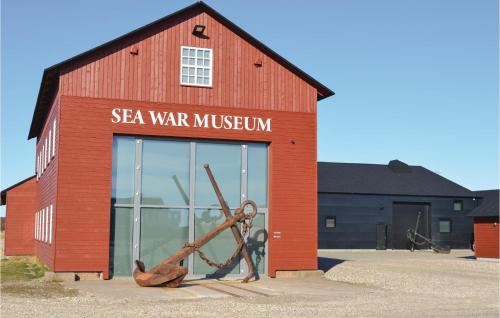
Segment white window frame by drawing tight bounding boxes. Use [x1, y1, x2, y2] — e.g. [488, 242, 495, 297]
[35, 212, 38, 240]
[45, 208, 49, 243]
[49, 205, 53, 244]
[41, 210, 45, 242]
[43, 142, 46, 170]
[36, 154, 39, 180]
[52, 119, 56, 158]
[48, 130, 52, 164]
[180, 46, 213, 87]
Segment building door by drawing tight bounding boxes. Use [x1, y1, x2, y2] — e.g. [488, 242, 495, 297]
[109, 136, 268, 278]
[392, 203, 430, 249]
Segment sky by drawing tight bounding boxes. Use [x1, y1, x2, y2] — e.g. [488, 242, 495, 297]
[1, 0, 498, 216]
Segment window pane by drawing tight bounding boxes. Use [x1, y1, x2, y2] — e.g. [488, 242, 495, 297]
[203, 77, 209, 85]
[197, 68, 203, 76]
[189, 76, 195, 84]
[204, 50, 210, 58]
[140, 208, 189, 271]
[204, 59, 210, 66]
[204, 69, 209, 76]
[189, 58, 195, 65]
[439, 220, 451, 233]
[195, 143, 241, 207]
[182, 57, 189, 65]
[110, 207, 133, 276]
[182, 48, 189, 56]
[247, 213, 266, 274]
[193, 208, 240, 275]
[189, 67, 195, 75]
[453, 201, 463, 211]
[325, 217, 336, 228]
[141, 139, 190, 206]
[181, 67, 188, 75]
[181, 75, 188, 83]
[196, 77, 203, 84]
[197, 50, 203, 58]
[189, 49, 195, 57]
[111, 137, 135, 204]
[247, 143, 268, 208]
[197, 59, 203, 66]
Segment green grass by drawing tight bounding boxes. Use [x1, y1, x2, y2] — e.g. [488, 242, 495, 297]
[1, 256, 47, 281]
[1, 256, 78, 298]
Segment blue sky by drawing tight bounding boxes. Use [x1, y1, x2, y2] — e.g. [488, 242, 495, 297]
[1, 0, 498, 216]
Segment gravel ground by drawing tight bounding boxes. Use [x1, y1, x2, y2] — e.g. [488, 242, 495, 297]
[2, 250, 499, 317]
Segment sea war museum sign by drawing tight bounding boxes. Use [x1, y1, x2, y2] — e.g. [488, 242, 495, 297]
[111, 108, 272, 132]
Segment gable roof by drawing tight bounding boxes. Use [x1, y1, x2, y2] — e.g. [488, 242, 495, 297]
[318, 160, 475, 198]
[28, 1, 334, 140]
[0, 175, 36, 206]
[468, 190, 499, 217]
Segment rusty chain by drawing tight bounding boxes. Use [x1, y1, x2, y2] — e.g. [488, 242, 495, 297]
[184, 210, 254, 269]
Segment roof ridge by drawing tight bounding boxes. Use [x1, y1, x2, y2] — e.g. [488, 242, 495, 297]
[28, 1, 334, 139]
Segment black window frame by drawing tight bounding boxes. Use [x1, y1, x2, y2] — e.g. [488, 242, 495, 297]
[325, 216, 336, 229]
[439, 218, 452, 233]
[453, 200, 463, 212]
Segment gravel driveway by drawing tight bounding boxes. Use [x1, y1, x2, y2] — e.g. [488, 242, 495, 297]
[2, 250, 499, 317]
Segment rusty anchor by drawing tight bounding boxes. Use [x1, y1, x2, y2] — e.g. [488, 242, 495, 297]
[133, 164, 257, 287]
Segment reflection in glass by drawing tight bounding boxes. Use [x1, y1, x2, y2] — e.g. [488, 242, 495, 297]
[247, 213, 267, 275]
[193, 208, 240, 275]
[110, 207, 133, 276]
[247, 143, 268, 208]
[140, 208, 189, 270]
[141, 140, 190, 206]
[195, 143, 241, 207]
[111, 137, 135, 204]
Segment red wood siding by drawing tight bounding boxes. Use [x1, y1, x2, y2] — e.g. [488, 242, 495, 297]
[56, 96, 317, 278]
[59, 11, 317, 113]
[4, 178, 37, 255]
[474, 217, 499, 259]
[34, 92, 60, 269]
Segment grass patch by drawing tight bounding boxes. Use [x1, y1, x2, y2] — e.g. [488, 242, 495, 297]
[1, 256, 78, 298]
[1, 256, 47, 281]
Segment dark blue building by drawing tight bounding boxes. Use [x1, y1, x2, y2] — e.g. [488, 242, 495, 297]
[318, 160, 476, 249]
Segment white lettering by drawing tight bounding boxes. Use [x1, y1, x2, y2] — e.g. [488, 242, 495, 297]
[149, 111, 168, 125]
[194, 114, 209, 128]
[178, 113, 189, 127]
[257, 118, 271, 132]
[111, 108, 121, 123]
[133, 111, 145, 124]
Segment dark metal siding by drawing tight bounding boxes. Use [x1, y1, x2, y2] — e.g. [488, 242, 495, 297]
[318, 193, 475, 249]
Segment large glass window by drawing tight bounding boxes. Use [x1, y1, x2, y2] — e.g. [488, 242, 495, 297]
[109, 207, 133, 276]
[140, 208, 189, 270]
[110, 136, 268, 278]
[111, 137, 135, 205]
[248, 143, 268, 208]
[195, 142, 241, 208]
[193, 208, 240, 275]
[141, 140, 190, 206]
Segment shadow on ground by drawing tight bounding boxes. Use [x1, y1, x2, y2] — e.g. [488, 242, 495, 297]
[318, 257, 346, 272]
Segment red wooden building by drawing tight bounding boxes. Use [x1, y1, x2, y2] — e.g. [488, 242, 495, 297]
[1, 2, 333, 279]
[469, 190, 499, 259]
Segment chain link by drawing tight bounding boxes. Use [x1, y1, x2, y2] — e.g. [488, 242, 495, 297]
[185, 213, 254, 269]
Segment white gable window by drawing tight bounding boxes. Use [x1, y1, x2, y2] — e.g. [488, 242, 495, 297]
[48, 130, 52, 164]
[180, 46, 212, 87]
